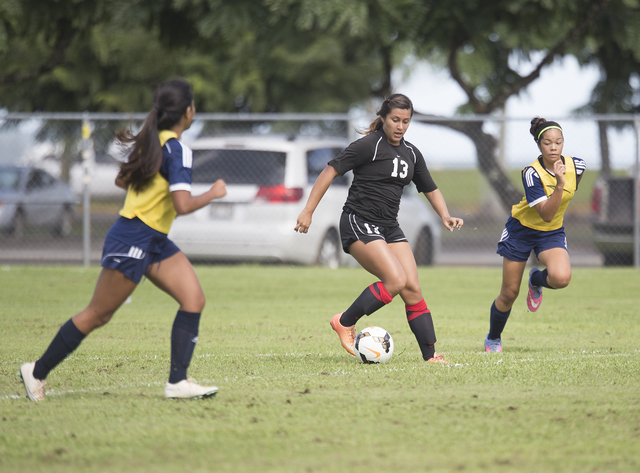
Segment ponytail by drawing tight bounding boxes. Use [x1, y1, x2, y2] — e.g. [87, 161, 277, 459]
[116, 109, 163, 193]
[116, 78, 193, 192]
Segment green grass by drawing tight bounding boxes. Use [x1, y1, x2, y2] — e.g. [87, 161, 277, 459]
[1, 265, 639, 473]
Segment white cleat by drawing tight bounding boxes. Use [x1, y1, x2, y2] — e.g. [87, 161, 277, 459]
[19, 362, 47, 401]
[164, 378, 218, 399]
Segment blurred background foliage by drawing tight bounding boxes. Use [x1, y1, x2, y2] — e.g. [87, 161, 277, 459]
[1, 0, 639, 116]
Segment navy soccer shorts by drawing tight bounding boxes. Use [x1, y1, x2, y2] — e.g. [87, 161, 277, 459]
[497, 218, 568, 262]
[101, 235, 180, 283]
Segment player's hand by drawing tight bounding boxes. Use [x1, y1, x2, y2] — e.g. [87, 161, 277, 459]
[209, 179, 227, 200]
[295, 210, 312, 233]
[443, 216, 464, 232]
[553, 160, 566, 187]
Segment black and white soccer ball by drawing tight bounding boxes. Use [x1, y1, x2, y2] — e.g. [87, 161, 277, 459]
[354, 326, 394, 364]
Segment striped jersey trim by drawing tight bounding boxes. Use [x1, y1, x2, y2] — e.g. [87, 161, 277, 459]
[528, 195, 547, 208]
[164, 139, 193, 169]
[524, 167, 538, 188]
[371, 136, 383, 161]
[169, 182, 192, 192]
[128, 246, 145, 259]
[402, 141, 417, 163]
[101, 245, 147, 265]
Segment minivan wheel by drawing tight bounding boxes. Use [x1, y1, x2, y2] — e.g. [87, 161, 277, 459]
[11, 210, 26, 238]
[53, 206, 74, 237]
[414, 227, 434, 266]
[317, 228, 341, 269]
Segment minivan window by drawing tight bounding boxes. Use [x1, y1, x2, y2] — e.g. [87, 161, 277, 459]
[0, 169, 21, 191]
[192, 149, 286, 186]
[307, 147, 350, 185]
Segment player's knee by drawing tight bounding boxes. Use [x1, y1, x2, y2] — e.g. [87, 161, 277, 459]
[549, 270, 571, 289]
[92, 311, 115, 329]
[196, 292, 206, 312]
[402, 279, 422, 300]
[384, 273, 407, 296]
[500, 286, 519, 305]
[183, 289, 206, 313]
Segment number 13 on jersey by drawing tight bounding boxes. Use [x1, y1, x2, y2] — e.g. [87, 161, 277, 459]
[391, 157, 408, 178]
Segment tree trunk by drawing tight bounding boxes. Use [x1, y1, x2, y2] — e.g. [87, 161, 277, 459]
[60, 134, 76, 184]
[413, 114, 522, 211]
[598, 120, 611, 177]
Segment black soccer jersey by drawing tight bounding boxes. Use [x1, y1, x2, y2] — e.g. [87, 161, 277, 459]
[328, 130, 437, 226]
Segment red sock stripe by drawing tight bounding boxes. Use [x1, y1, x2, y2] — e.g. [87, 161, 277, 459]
[369, 282, 393, 305]
[406, 299, 430, 322]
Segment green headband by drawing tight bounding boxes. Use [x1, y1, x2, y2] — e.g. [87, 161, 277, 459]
[537, 125, 563, 141]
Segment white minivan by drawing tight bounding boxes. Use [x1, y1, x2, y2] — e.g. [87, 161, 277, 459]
[168, 135, 441, 267]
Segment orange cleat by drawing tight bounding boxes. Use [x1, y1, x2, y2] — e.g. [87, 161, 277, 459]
[330, 313, 356, 356]
[425, 352, 449, 364]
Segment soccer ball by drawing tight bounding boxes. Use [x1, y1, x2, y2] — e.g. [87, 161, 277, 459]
[354, 326, 394, 364]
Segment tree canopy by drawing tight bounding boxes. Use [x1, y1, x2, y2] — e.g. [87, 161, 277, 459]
[1, 0, 638, 115]
[0, 0, 391, 113]
[2, 0, 639, 208]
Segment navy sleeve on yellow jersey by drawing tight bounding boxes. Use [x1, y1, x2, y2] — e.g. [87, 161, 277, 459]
[160, 138, 193, 192]
[522, 166, 547, 207]
[573, 157, 586, 178]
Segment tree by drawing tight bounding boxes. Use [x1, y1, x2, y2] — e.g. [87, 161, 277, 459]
[407, 0, 617, 210]
[572, 0, 640, 177]
[0, 0, 395, 113]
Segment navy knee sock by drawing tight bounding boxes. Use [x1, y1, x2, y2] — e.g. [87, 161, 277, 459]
[33, 319, 86, 380]
[488, 301, 511, 340]
[406, 300, 437, 361]
[340, 282, 393, 327]
[531, 268, 554, 289]
[169, 310, 201, 384]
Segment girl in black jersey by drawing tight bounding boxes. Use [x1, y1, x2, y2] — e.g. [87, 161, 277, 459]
[295, 94, 464, 363]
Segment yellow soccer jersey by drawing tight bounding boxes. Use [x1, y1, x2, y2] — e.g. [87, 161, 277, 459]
[510, 155, 585, 231]
[119, 130, 193, 234]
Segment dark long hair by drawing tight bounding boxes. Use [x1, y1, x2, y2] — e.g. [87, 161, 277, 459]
[363, 94, 414, 135]
[530, 116, 562, 143]
[116, 78, 194, 192]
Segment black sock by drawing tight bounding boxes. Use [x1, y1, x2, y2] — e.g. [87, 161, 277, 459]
[169, 310, 201, 384]
[488, 301, 511, 340]
[340, 282, 393, 327]
[33, 319, 86, 380]
[406, 300, 437, 361]
[531, 268, 554, 289]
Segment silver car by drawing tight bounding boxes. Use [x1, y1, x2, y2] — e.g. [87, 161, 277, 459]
[0, 166, 77, 237]
[168, 135, 441, 267]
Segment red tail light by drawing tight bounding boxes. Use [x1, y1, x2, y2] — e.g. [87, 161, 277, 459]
[255, 185, 304, 203]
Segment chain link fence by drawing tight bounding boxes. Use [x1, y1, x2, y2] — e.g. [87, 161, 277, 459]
[0, 112, 638, 267]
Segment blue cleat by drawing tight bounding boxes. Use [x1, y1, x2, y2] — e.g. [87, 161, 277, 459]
[484, 334, 502, 353]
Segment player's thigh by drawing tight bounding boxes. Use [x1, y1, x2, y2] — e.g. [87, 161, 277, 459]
[388, 241, 423, 304]
[349, 239, 406, 292]
[89, 267, 137, 309]
[146, 251, 205, 311]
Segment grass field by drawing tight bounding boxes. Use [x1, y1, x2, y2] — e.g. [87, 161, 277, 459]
[1, 265, 639, 473]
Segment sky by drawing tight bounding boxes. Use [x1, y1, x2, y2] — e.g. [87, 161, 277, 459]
[387, 55, 638, 170]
